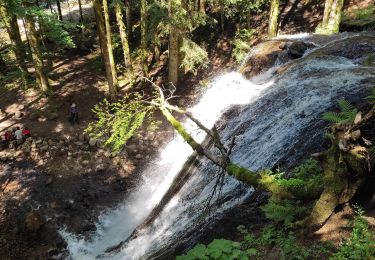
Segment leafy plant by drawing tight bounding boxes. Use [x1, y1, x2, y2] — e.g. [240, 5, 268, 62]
[330, 207, 375, 260]
[180, 38, 209, 75]
[85, 93, 154, 152]
[261, 199, 309, 226]
[232, 28, 256, 62]
[364, 88, 375, 107]
[176, 239, 248, 260]
[322, 99, 358, 124]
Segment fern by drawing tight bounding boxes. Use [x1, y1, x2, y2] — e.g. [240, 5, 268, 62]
[322, 99, 357, 124]
[364, 88, 375, 107]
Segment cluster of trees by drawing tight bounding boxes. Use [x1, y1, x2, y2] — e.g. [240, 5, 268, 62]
[0, 0, 346, 97]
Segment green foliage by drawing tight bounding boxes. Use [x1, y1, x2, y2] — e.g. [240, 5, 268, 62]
[364, 88, 375, 107]
[261, 199, 309, 226]
[176, 239, 248, 260]
[330, 207, 375, 260]
[342, 4, 375, 30]
[232, 28, 256, 62]
[220, 0, 268, 23]
[180, 38, 209, 74]
[322, 99, 358, 124]
[85, 93, 154, 152]
[23, 6, 75, 49]
[238, 225, 333, 260]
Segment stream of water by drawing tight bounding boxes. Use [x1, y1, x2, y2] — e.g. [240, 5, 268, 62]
[61, 34, 373, 259]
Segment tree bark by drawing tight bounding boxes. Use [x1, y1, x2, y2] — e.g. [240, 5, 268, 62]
[168, 0, 180, 86]
[320, 0, 344, 34]
[56, 0, 63, 21]
[140, 0, 148, 75]
[23, 4, 50, 92]
[93, 0, 118, 99]
[78, 0, 84, 23]
[199, 0, 205, 15]
[0, 53, 7, 75]
[268, 0, 280, 38]
[0, 5, 29, 79]
[115, 3, 132, 69]
[124, 0, 132, 41]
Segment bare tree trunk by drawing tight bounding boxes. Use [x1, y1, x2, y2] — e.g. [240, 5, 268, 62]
[0, 53, 7, 74]
[0, 5, 29, 79]
[320, 0, 344, 34]
[125, 0, 132, 41]
[268, 0, 280, 38]
[78, 0, 84, 23]
[93, 0, 118, 99]
[168, 0, 180, 86]
[23, 5, 50, 92]
[140, 0, 148, 75]
[199, 0, 205, 15]
[114, 3, 132, 69]
[56, 0, 63, 21]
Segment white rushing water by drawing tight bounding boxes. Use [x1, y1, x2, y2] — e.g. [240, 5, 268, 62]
[61, 35, 373, 259]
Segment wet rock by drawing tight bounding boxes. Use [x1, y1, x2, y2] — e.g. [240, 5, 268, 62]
[80, 223, 97, 232]
[25, 211, 45, 232]
[135, 154, 142, 159]
[287, 41, 315, 58]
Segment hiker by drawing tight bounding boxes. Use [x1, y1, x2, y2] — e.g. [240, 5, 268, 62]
[22, 127, 31, 139]
[69, 103, 79, 124]
[14, 126, 23, 145]
[4, 130, 14, 142]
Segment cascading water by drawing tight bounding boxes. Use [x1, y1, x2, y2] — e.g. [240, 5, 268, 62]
[61, 34, 375, 259]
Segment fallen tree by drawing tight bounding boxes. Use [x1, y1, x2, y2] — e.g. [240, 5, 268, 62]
[86, 78, 375, 230]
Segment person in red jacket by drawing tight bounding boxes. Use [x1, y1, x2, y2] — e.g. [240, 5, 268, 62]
[22, 127, 31, 138]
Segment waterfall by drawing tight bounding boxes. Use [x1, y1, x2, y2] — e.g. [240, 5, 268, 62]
[61, 34, 374, 259]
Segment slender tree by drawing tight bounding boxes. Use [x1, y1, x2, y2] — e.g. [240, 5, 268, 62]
[78, 0, 84, 22]
[319, 0, 344, 34]
[124, 0, 132, 40]
[114, 1, 132, 69]
[56, 0, 63, 20]
[268, 0, 280, 37]
[168, 0, 181, 86]
[93, 0, 118, 99]
[0, 4, 29, 80]
[23, 1, 50, 92]
[140, 0, 148, 74]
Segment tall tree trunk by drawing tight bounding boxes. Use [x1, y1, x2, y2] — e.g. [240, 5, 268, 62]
[93, 0, 118, 99]
[168, 0, 180, 86]
[114, 3, 132, 69]
[199, 0, 205, 15]
[0, 5, 29, 79]
[320, 0, 344, 34]
[219, 0, 224, 31]
[140, 0, 148, 75]
[0, 53, 7, 75]
[47, 0, 53, 13]
[125, 0, 132, 41]
[78, 0, 84, 23]
[268, 0, 280, 38]
[56, 0, 63, 21]
[23, 3, 50, 92]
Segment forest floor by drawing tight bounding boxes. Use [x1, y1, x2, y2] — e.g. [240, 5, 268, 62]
[0, 0, 374, 259]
